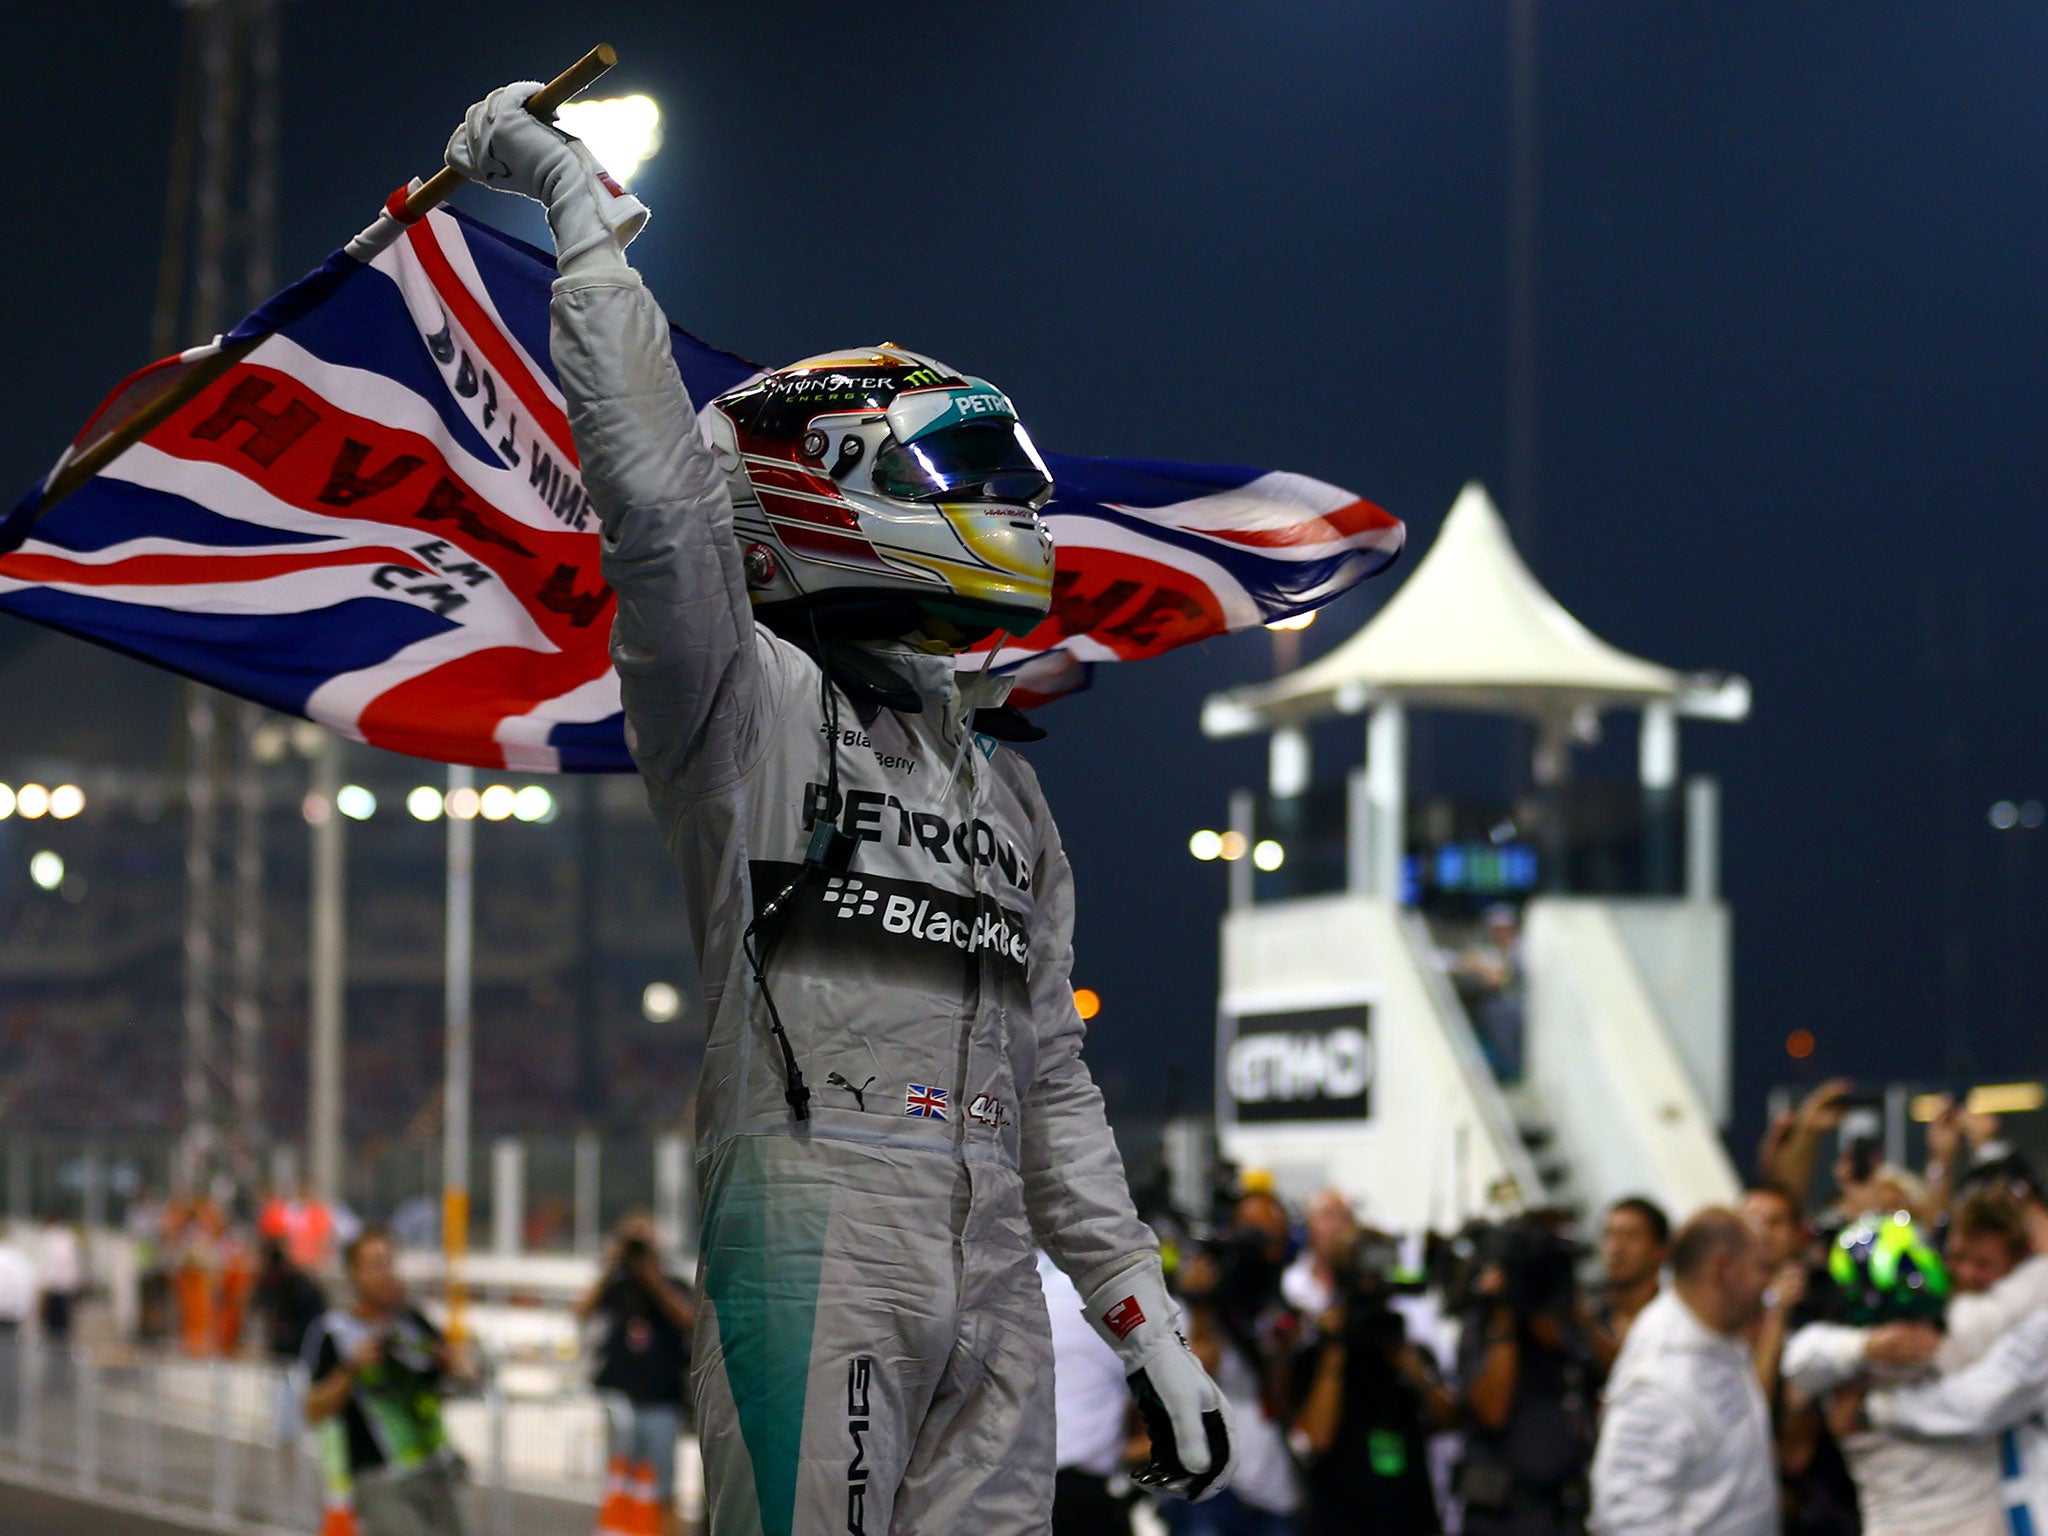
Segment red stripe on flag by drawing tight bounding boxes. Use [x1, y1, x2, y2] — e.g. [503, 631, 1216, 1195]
[355, 643, 614, 767]
[0, 543, 420, 588]
[1188, 497, 1401, 550]
[404, 219, 578, 467]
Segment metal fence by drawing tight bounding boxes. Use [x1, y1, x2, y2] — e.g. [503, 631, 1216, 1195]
[0, 1331, 655, 1535]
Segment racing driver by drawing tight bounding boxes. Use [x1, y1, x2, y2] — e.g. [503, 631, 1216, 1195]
[446, 84, 1235, 1534]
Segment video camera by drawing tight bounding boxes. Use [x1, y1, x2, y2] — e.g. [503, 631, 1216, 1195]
[1439, 1215, 1582, 1321]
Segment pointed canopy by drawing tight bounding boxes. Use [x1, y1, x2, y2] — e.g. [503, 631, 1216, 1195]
[1203, 482, 1748, 736]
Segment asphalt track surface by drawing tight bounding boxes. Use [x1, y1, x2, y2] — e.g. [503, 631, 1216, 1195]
[0, 1477, 217, 1534]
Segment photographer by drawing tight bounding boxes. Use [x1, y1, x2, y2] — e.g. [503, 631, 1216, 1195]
[1289, 1252, 1451, 1536]
[578, 1214, 695, 1536]
[304, 1228, 473, 1536]
[1455, 1217, 1598, 1536]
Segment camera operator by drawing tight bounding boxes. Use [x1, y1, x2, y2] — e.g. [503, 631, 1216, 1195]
[578, 1214, 695, 1536]
[1455, 1216, 1598, 1536]
[1289, 1227, 1452, 1536]
[304, 1228, 474, 1536]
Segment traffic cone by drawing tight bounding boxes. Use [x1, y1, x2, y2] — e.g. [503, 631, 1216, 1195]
[318, 1496, 359, 1536]
[596, 1455, 637, 1536]
[626, 1460, 663, 1536]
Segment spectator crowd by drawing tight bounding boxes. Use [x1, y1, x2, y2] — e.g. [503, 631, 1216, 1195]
[1047, 1081, 2048, 1536]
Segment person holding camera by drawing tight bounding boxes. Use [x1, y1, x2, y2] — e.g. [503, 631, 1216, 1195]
[578, 1214, 696, 1536]
[1456, 1218, 1599, 1536]
[304, 1228, 473, 1536]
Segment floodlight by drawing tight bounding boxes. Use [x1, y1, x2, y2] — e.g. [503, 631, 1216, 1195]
[1188, 829, 1223, 861]
[446, 786, 481, 821]
[16, 784, 49, 819]
[48, 784, 85, 819]
[1264, 611, 1316, 632]
[512, 786, 554, 823]
[408, 786, 444, 821]
[642, 982, 682, 1024]
[0, 785, 13, 820]
[29, 851, 63, 891]
[1252, 839, 1285, 871]
[336, 785, 376, 821]
[479, 784, 516, 821]
[554, 94, 663, 183]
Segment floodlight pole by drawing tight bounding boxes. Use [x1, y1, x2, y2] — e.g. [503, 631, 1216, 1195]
[307, 735, 346, 1207]
[443, 764, 476, 1343]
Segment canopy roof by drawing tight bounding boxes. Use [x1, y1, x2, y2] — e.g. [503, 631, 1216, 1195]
[1203, 482, 1748, 737]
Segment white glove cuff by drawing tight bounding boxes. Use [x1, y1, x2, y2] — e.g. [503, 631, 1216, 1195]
[544, 142, 650, 279]
[1081, 1256, 1176, 1367]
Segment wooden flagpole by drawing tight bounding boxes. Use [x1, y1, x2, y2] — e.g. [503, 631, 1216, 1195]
[32, 43, 617, 517]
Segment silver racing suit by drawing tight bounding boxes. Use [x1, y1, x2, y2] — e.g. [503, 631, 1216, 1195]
[550, 265, 1157, 1534]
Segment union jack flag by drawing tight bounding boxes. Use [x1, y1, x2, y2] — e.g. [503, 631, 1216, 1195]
[0, 198, 1403, 770]
[904, 1084, 949, 1121]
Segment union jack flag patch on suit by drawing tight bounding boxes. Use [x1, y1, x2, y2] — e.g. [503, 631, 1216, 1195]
[904, 1085, 949, 1121]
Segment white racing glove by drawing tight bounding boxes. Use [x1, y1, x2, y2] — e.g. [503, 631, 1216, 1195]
[444, 82, 649, 273]
[1083, 1257, 1237, 1502]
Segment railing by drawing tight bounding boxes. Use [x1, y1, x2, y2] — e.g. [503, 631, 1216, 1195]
[0, 1332, 695, 1535]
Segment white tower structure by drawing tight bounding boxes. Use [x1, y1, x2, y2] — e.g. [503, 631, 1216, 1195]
[1200, 482, 1750, 1229]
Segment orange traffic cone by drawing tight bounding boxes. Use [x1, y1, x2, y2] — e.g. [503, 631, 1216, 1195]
[597, 1455, 637, 1536]
[318, 1497, 359, 1536]
[626, 1461, 663, 1536]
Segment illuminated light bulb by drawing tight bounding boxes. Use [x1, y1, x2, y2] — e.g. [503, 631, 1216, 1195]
[1072, 988, 1102, 1021]
[512, 786, 554, 823]
[407, 786, 444, 821]
[553, 94, 663, 182]
[336, 785, 376, 821]
[15, 784, 49, 819]
[479, 784, 516, 821]
[1217, 830, 1248, 862]
[29, 851, 64, 891]
[446, 787, 481, 821]
[1252, 839, 1285, 871]
[642, 982, 682, 1024]
[1188, 829, 1223, 861]
[48, 784, 84, 819]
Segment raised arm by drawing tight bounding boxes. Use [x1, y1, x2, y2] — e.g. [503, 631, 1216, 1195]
[446, 83, 776, 794]
[1868, 1306, 2048, 1440]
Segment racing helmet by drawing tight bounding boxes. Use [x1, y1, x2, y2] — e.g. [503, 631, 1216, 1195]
[706, 345, 1056, 646]
[1827, 1211, 1951, 1324]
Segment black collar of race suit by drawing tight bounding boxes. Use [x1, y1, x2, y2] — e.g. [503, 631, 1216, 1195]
[802, 641, 1047, 742]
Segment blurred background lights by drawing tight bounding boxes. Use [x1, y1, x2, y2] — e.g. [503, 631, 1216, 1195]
[1252, 839, 1286, 871]
[1072, 987, 1102, 1021]
[479, 784, 517, 821]
[446, 786, 481, 821]
[553, 94, 663, 182]
[335, 785, 376, 821]
[15, 784, 49, 819]
[512, 785, 555, 823]
[1991, 800, 2020, 830]
[301, 792, 332, 827]
[29, 851, 64, 891]
[1264, 611, 1317, 632]
[1786, 1028, 1816, 1060]
[1217, 829, 1248, 862]
[407, 786, 444, 821]
[641, 981, 682, 1024]
[0, 785, 14, 819]
[2024, 801, 2046, 830]
[48, 784, 84, 819]
[1189, 829, 1223, 861]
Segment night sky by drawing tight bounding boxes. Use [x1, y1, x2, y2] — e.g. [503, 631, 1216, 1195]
[6, 3, 2047, 1159]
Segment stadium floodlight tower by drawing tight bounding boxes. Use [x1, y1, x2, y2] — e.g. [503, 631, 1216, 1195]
[1197, 482, 1751, 1231]
[153, 0, 285, 1205]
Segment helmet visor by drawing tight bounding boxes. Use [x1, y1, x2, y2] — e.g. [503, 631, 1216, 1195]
[870, 421, 1054, 509]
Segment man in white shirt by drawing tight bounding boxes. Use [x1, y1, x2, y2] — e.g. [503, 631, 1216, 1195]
[0, 1223, 36, 1437]
[1591, 1207, 1779, 1536]
[1041, 1251, 1135, 1536]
